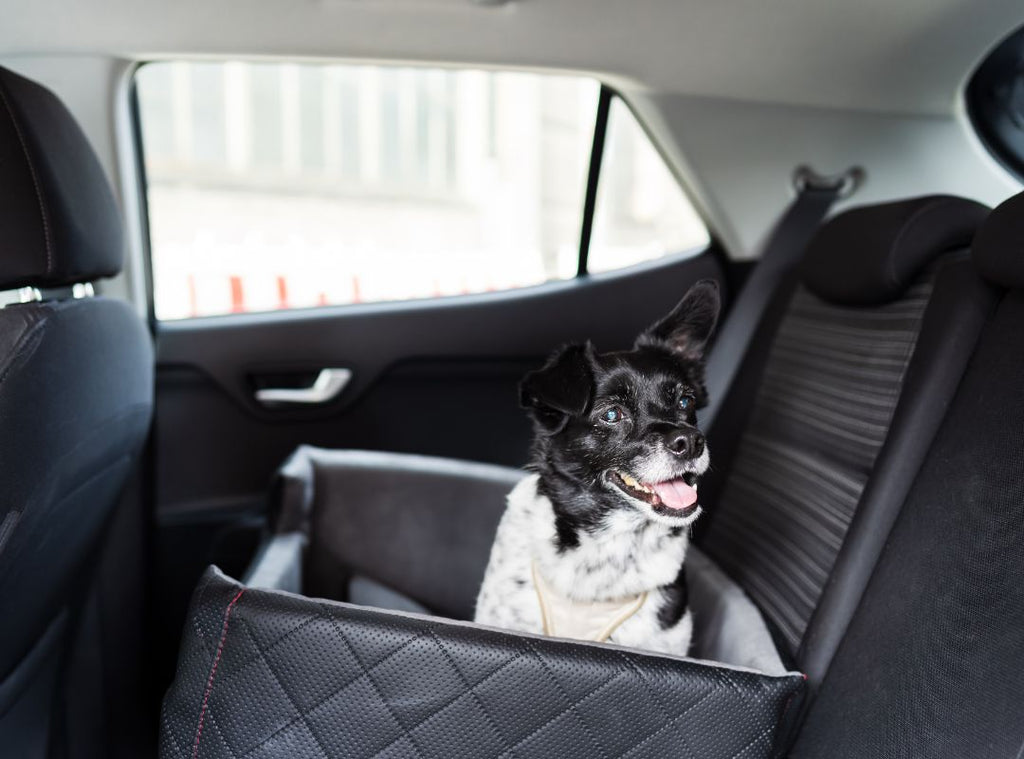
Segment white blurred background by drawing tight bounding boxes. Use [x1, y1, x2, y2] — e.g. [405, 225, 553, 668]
[137, 62, 708, 320]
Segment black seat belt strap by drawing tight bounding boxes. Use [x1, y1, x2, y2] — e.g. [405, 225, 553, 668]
[700, 167, 861, 429]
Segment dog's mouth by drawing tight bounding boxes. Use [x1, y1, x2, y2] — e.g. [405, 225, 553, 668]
[607, 470, 701, 517]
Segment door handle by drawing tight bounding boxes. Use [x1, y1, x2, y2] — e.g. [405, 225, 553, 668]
[254, 368, 352, 406]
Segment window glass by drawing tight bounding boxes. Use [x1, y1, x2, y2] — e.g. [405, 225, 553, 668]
[588, 99, 709, 273]
[136, 62, 599, 319]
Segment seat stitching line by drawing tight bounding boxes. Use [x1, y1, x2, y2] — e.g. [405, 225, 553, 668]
[363, 641, 532, 758]
[320, 612, 428, 759]
[426, 629, 517, 757]
[520, 638, 609, 759]
[501, 664, 630, 755]
[610, 652, 701, 759]
[233, 615, 333, 759]
[191, 588, 245, 759]
[238, 618, 436, 758]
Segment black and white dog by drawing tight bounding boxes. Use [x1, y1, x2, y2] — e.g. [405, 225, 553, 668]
[474, 280, 720, 655]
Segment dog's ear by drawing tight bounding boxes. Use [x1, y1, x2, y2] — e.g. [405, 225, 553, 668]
[635, 279, 721, 362]
[519, 343, 595, 434]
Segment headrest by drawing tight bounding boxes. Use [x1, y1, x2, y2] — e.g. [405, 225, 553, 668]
[0, 66, 125, 291]
[800, 195, 989, 305]
[972, 191, 1024, 290]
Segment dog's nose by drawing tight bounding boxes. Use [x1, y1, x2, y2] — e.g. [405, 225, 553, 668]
[665, 429, 704, 458]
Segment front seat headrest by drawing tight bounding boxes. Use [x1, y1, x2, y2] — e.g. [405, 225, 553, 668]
[971, 190, 1024, 291]
[800, 194, 989, 305]
[0, 65, 125, 291]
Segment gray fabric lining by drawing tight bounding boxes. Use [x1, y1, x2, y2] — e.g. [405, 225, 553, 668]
[243, 532, 304, 594]
[348, 575, 433, 615]
[244, 535, 789, 675]
[687, 547, 788, 675]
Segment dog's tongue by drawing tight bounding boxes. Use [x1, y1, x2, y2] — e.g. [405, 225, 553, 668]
[651, 478, 698, 510]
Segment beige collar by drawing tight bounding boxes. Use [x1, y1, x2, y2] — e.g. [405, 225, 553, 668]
[531, 562, 647, 642]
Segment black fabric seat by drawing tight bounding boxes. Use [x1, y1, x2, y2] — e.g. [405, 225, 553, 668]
[697, 196, 994, 686]
[790, 190, 1024, 758]
[0, 66, 154, 757]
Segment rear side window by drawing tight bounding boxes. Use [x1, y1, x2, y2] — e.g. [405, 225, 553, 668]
[135, 62, 709, 320]
[967, 23, 1024, 183]
[588, 99, 709, 274]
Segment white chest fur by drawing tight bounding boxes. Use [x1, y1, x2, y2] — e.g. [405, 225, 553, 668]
[474, 475, 693, 656]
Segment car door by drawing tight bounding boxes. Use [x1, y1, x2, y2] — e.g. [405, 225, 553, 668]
[133, 62, 728, 674]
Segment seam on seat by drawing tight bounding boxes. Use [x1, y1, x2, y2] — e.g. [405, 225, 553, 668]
[231, 615, 334, 759]
[318, 611, 427, 759]
[0, 313, 46, 388]
[885, 197, 960, 290]
[0, 78, 54, 276]
[425, 630, 516, 756]
[192, 588, 245, 759]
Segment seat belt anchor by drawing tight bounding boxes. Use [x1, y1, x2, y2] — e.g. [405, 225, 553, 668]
[792, 165, 865, 199]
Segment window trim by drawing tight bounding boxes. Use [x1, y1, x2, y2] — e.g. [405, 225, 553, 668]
[966, 23, 1024, 184]
[577, 85, 613, 277]
[129, 61, 716, 321]
[128, 70, 157, 330]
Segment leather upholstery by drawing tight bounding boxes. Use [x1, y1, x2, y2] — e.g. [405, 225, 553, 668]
[0, 65, 124, 290]
[161, 568, 804, 759]
[0, 67, 153, 757]
[799, 195, 988, 305]
[971, 190, 1024, 289]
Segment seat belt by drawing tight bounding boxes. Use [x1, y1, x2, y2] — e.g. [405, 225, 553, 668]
[700, 166, 861, 430]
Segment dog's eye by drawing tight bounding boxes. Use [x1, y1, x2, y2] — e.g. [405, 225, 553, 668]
[600, 407, 624, 424]
[678, 396, 691, 410]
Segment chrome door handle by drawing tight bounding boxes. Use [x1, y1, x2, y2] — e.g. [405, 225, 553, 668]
[254, 368, 352, 406]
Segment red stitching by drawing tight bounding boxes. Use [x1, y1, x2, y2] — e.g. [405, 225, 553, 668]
[192, 588, 245, 759]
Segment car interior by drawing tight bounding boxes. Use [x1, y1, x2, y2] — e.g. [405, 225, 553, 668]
[2, 2, 1024, 757]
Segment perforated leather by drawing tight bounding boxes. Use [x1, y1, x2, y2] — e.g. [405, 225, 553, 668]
[161, 569, 804, 759]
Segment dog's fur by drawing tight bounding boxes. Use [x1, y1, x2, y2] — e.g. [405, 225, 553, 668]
[475, 280, 721, 655]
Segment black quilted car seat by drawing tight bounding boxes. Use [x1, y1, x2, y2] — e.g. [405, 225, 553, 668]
[0, 66, 154, 757]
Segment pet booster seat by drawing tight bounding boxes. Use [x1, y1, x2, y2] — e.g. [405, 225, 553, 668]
[160, 447, 804, 759]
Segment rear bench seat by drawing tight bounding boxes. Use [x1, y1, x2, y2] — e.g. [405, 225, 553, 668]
[257, 194, 992, 690]
[790, 190, 1024, 758]
[161, 193, 1008, 758]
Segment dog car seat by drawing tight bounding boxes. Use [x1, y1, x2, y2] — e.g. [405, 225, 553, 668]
[161, 447, 806, 759]
[163, 449, 806, 757]
[788, 191, 1024, 758]
[162, 564, 803, 759]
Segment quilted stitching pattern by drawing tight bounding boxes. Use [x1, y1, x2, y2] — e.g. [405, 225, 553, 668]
[162, 569, 803, 759]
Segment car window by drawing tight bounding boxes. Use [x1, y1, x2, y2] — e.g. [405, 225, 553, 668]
[966, 23, 1024, 184]
[588, 99, 710, 273]
[134, 62, 709, 320]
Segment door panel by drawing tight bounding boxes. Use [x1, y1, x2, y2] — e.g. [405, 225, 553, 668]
[153, 250, 725, 519]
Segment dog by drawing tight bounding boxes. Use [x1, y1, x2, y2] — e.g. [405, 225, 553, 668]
[474, 279, 721, 655]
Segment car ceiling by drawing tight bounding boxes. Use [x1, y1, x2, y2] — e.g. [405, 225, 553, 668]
[4, 0, 1024, 116]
